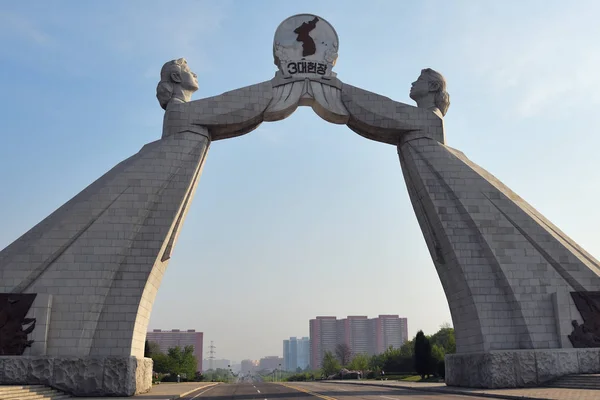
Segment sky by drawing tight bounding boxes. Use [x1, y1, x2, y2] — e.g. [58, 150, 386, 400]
[1, 0, 600, 363]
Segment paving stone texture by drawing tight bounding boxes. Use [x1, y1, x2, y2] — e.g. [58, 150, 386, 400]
[84, 382, 219, 400]
[326, 379, 600, 400]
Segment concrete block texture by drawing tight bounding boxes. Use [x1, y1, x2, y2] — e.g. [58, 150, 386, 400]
[163, 80, 274, 141]
[446, 349, 600, 388]
[398, 136, 600, 353]
[0, 355, 152, 396]
[0, 129, 210, 359]
[342, 83, 445, 145]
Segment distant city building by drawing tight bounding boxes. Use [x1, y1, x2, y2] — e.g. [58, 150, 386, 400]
[338, 316, 372, 355]
[309, 316, 338, 369]
[146, 329, 203, 372]
[309, 315, 408, 369]
[297, 337, 310, 371]
[241, 359, 259, 374]
[374, 315, 409, 354]
[259, 356, 284, 371]
[283, 337, 310, 371]
[202, 358, 230, 371]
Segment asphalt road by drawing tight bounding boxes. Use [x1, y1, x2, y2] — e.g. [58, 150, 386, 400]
[181, 381, 497, 400]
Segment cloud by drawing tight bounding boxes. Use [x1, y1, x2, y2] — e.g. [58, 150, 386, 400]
[0, 11, 53, 46]
[447, 1, 600, 118]
[94, 1, 234, 75]
[0, 1, 233, 78]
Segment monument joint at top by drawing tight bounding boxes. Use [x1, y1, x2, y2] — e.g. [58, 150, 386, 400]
[159, 13, 448, 145]
[273, 14, 339, 80]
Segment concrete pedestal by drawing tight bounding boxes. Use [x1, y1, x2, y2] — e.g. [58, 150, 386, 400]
[0, 356, 153, 396]
[446, 348, 600, 388]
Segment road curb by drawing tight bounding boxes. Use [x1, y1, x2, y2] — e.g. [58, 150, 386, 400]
[168, 382, 220, 399]
[319, 380, 552, 400]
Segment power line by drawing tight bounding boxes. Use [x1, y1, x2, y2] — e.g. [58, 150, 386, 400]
[208, 341, 216, 370]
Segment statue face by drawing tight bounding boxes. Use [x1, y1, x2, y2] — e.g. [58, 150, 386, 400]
[177, 61, 199, 92]
[409, 72, 430, 101]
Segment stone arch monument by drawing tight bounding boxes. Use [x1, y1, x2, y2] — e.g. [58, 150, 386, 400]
[1, 14, 600, 396]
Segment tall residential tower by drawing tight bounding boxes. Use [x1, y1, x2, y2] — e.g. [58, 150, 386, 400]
[283, 337, 310, 371]
[309, 315, 408, 369]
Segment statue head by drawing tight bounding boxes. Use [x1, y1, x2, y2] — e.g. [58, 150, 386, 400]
[410, 68, 450, 116]
[156, 58, 199, 110]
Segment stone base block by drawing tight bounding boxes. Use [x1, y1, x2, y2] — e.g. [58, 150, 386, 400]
[446, 348, 600, 388]
[0, 355, 153, 397]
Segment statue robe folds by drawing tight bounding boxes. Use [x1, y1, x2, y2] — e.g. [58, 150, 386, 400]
[0, 78, 275, 396]
[330, 78, 600, 387]
[0, 129, 210, 395]
[398, 134, 600, 387]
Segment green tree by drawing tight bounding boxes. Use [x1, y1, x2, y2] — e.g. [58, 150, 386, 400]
[430, 326, 456, 355]
[152, 352, 171, 374]
[321, 351, 341, 377]
[369, 353, 383, 371]
[335, 343, 352, 366]
[203, 368, 231, 383]
[146, 341, 162, 357]
[431, 344, 445, 363]
[430, 344, 445, 376]
[399, 339, 414, 359]
[194, 372, 205, 382]
[447, 334, 456, 354]
[165, 345, 197, 379]
[378, 345, 414, 374]
[414, 330, 433, 378]
[348, 353, 369, 375]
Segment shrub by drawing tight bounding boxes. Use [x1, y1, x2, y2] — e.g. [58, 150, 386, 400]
[437, 360, 445, 379]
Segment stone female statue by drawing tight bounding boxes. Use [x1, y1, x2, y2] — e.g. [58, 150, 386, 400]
[156, 58, 199, 110]
[0, 58, 211, 396]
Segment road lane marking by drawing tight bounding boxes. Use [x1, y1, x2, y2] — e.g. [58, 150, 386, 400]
[257, 389, 261, 393]
[190, 385, 219, 399]
[330, 386, 348, 391]
[279, 383, 337, 400]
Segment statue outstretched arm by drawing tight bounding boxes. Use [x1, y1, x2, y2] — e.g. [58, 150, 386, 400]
[340, 83, 445, 145]
[158, 57, 447, 145]
[163, 80, 274, 141]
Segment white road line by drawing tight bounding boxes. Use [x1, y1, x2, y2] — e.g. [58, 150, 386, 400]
[190, 385, 218, 399]
[257, 389, 261, 393]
